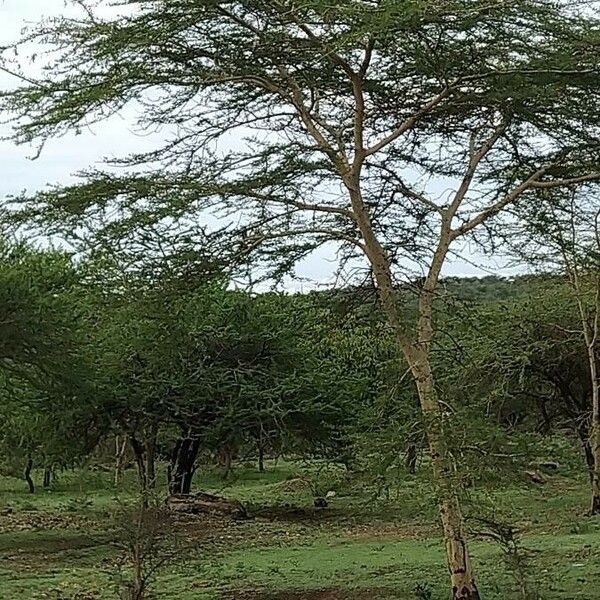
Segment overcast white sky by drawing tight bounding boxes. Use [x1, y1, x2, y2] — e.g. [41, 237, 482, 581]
[0, 0, 518, 286]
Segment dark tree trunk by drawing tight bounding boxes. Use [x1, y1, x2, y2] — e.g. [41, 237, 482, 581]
[24, 457, 35, 494]
[129, 434, 148, 493]
[405, 443, 418, 475]
[220, 444, 234, 480]
[591, 492, 600, 516]
[43, 467, 52, 489]
[145, 426, 158, 490]
[168, 436, 200, 495]
[577, 422, 596, 484]
[258, 442, 265, 473]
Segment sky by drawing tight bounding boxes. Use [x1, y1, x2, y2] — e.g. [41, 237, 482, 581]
[0, 0, 519, 287]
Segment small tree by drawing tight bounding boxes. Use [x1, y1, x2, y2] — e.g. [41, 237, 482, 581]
[112, 496, 178, 600]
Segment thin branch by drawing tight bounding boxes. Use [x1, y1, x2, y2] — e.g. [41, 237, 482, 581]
[364, 88, 452, 157]
[450, 167, 550, 239]
[530, 173, 600, 189]
[0, 64, 43, 88]
[447, 120, 509, 219]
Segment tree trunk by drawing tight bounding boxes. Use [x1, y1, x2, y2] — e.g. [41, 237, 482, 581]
[344, 174, 479, 598]
[130, 541, 145, 600]
[576, 421, 595, 484]
[407, 350, 480, 600]
[405, 443, 418, 475]
[129, 429, 159, 495]
[584, 338, 600, 515]
[115, 435, 128, 487]
[24, 457, 35, 494]
[145, 426, 158, 490]
[591, 413, 600, 515]
[571, 267, 600, 516]
[219, 443, 235, 480]
[43, 467, 52, 489]
[168, 435, 200, 495]
[258, 443, 265, 473]
[129, 434, 148, 494]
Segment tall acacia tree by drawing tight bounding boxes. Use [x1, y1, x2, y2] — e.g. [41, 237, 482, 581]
[4, 2, 600, 597]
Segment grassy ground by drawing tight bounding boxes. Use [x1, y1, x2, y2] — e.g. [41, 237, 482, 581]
[1, 461, 600, 599]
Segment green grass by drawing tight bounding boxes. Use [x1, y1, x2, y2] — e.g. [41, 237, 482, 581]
[1, 462, 600, 599]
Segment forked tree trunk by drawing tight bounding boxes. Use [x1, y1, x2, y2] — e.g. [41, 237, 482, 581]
[129, 430, 158, 495]
[168, 436, 200, 495]
[345, 173, 479, 598]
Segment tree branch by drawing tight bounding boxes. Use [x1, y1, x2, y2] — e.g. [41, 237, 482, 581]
[450, 167, 550, 240]
[447, 120, 509, 219]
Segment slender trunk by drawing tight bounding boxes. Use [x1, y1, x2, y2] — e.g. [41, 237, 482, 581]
[345, 173, 478, 598]
[405, 443, 418, 475]
[115, 435, 128, 487]
[590, 366, 600, 515]
[584, 336, 600, 514]
[576, 421, 595, 484]
[168, 435, 200, 495]
[570, 262, 600, 515]
[43, 466, 52, 489]
[24, 457, 35, 494]
[258, 442, 265, 473]
[220, 444, 234, 480]
[145, 426, 158, 490]
[408, 350, 480, 600]
[130, 542, 145, 600]
[129, 434, 148, 494]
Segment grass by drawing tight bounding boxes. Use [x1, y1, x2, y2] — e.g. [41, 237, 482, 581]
[1, 461, 600, 599]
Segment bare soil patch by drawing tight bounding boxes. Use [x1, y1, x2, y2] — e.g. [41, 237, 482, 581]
[228, 588, 399, 600]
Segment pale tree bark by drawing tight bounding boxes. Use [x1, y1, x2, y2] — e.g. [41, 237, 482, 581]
[290, 58, 592, 591]
[115, 434, 128, 487]
[343, 168, 480, 598]
[577, 278, 600, 515]
[587, 344, 600, 515]
[588, 213, 600, 515]
[408, 346, 479, 598]
[295, 57, 543, 596]
[569, 288, 600, 515]
[555, 204, 600, 515]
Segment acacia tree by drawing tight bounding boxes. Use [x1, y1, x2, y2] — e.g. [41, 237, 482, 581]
[513, 194, 600, 514]
[89, 266, 365, 494]
[4, 2, 600, 597]
[447, 279, 594, 468]
[0, 242, 102, 490]
[199, 291, 369, 477]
